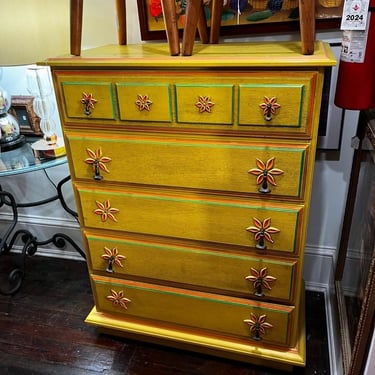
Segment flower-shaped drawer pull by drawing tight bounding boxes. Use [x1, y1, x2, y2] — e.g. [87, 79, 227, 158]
[81, 92, 98, 116]
[244, 313, 273, 341]
[135, 94, 153, 111]
[101, 246, 126, 273]
[246, 217, 280, 250]
[248, 157, 284, 194]
[94, 199, 119, 222]
[245, 267, 276, 297]
[259, 96, 281, 121]
[84, 147, 111, 181]
[195, 95, 215, 113]
[106, 289, 131, 310]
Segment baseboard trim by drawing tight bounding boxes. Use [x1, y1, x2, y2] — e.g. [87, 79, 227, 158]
[0, 214, 83, 260]
[305, 243, 343, 375]
[306, 281, 343, 375]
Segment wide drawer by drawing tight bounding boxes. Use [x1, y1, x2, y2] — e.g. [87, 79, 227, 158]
[91, 275, 295, 346]
[76, 185, 304, 254]
[85, 231, 298, 303]
[66, 133, 310, 199]
[54, 70, 316, 137]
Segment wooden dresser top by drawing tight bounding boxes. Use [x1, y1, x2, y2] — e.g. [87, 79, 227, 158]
[43, 41, 336, 69]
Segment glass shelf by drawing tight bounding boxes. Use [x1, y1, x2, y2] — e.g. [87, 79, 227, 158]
[0, 140, 66, 177]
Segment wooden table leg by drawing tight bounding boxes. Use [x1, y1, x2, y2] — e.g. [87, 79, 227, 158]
[70, 0, 83, 56]
[209, 0, 223, 44]
[299, 0, 315, 55]
[182, 0, 202, 56]
[197, 1, 209, 44]
[161, 0, 180, 56]
[116, 0, 127, 45]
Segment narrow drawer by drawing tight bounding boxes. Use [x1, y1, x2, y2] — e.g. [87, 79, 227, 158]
[76, 185, 304, 254]
[61, 81, 116, 119]
[175, 84, 234, 124]
[116, 83, 172, 122]
[92, 275, 295, 346]
[236, 73, 315, 135]
[85, 232, 298, 302]
[239, 83, 304, 127]
[67, 133, 309, 199]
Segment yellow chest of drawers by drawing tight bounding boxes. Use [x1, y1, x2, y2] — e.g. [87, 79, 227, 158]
[46, 42, 335, 370]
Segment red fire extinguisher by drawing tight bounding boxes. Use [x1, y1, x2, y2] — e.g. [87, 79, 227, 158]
[335, 0, 375, 110]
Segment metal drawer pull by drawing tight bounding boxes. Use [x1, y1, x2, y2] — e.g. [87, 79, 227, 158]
[84, 147, 111, 180]
[81, 92, 97, 115]
[245, 267, 276, 297]
[106, 289, 131, 310]
[246, 217, 280, 250]
[248, 157, 284, 194]
[101, 246, 126, 273]
[244, 313, 273, 341]
[259, 96, 280, 121]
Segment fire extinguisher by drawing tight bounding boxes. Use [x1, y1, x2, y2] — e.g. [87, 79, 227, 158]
[335, 0, 375, 110]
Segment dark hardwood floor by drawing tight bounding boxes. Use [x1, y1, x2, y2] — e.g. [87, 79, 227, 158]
[0, 255, 330, 375]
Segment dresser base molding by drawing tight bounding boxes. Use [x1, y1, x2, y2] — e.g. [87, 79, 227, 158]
[85, 291, 305, 370]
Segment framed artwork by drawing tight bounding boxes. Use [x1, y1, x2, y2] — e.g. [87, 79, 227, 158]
[9, 96, 42, 136]
[137, 0, 343, 41]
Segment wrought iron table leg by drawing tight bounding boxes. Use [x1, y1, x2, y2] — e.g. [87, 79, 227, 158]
[0, 176, 84, 296]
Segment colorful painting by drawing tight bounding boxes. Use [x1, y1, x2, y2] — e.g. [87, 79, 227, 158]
[137, 0, 343, 40]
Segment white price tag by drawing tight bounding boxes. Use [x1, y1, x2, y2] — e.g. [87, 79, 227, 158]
[340, 24, 370, 63]
[341, 0, 370, 30]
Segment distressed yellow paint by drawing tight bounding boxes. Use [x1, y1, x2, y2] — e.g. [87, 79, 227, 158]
[77, 185, 303, 254]
[67, 133, 308, 199]
[85, 231, 297, 303]
[47, 41, 335, 368]
[92, 275, 294, 346]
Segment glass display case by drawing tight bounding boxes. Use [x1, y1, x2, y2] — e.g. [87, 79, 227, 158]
[335, 109, 375, 375]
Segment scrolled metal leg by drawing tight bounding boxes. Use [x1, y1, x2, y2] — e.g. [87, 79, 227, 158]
[0, 175, 84, 296]
[51, 233, 86, 259]
[0, 268, 24, 296]
[0, 230, 35, 296]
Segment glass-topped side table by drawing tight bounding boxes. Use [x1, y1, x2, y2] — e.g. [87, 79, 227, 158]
[0, 142, 66, 176]
[0, 142, 85, 296]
